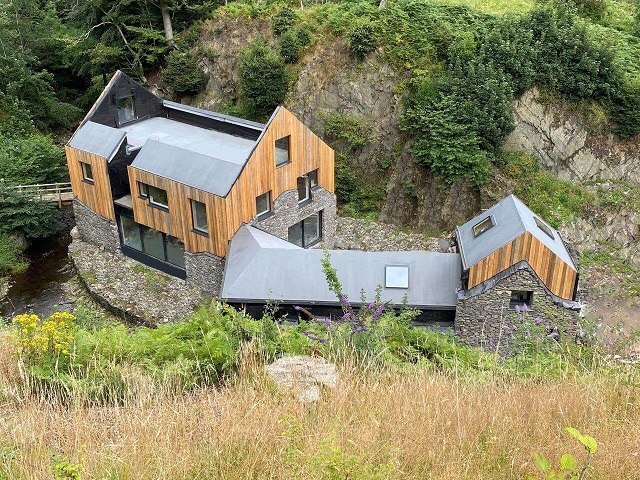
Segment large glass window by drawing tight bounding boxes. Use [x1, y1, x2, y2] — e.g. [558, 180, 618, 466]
[256, 191, 271, 218]
[297, 175, 310, 203]
[308, 169, 318, 188]
[141, 226, 165, 260]
[81, 161, 94, 183]
[166, 236, 186, 268]
[117, 95, 136, 124]
[288, 211, 322, 247]
[191, 199, 208, 234]
[119, 215, 143, 251]
[275, 136, 290, 167]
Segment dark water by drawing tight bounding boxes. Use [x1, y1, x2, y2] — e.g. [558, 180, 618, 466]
[1, 231, 74, 319]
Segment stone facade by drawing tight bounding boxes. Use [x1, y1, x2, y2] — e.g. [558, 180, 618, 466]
[251, 186, 337, 249]
[455, 265, 581, 349]
[185, 251, 225, 295]
[72, 199, 120, 252]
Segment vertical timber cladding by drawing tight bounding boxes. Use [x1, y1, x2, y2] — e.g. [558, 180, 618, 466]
[467, 231, 577, 300]
[65, 146, 115, 221]
[128, 107, 335, 258]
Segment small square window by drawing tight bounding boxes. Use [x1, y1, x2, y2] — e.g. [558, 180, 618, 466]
[472, 216, 494, 237]
[510, 290, 533, 308]
[117, 95, 136, 124]
[534, 217, 555, 240]
[385, 265, 409, 289]
[275, 136, 290, 167]
[80, 161, 93, 183]
[191, 199, 208, 234]
[148, 185, 168, 209]
[308, 169, 318, 188]
[256, 191, 271, 218]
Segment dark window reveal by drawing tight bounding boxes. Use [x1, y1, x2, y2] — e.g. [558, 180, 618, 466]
[472, 216, 495, 237]
[256, 191, 271, 218]
[308, 169, 318, 188]
[117, 95, 136, 124]
[288, 211, 322, 247]
[191, 199, 208, 234]
[510, 290, 533, 308]
[80, 161, 94, 183]
[275, 136, 290, 167]
[118, 214, 185, 268]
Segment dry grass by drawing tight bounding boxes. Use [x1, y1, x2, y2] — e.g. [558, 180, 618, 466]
[1, 337, 639, 480]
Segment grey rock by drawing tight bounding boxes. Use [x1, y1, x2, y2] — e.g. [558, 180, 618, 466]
[265, 355, 338, 403]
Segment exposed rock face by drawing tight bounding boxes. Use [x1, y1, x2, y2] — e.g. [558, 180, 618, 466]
[505, 88, 640, 185]
[265, 355, 338, 403]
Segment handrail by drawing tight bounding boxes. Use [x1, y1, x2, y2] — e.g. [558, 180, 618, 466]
[3, 182, 74, 206]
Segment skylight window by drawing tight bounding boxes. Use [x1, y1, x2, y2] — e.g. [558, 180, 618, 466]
[385, 265, 409, 289]
[534, 217, 555, 239]
[472, 216, 495, 237]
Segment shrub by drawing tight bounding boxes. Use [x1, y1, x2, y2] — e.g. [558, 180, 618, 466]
[295, 23, 312, 47]
[239, 39, 289, 120]
[0, 132, 67, 185]
[272, 5, 298, 36]
[0, 233, 26, 275]
[347, 21, 377, 59]
[572, 0, 607, 20]
[12, 312, 76, 364]
[162, 51, 209, 96]
[610, 80, 640, 139]
[0, 189, 61, 240]
[279, 31, 301, 64]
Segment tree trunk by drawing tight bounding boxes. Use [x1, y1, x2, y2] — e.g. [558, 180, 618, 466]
[160, 0, 176, 49]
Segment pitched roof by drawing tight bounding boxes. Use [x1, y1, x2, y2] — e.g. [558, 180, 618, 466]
[221, 225, 462, 308]
[130, 139, 245, 197]
[456, 194, 577, 271]
[67, 121, 126, 159]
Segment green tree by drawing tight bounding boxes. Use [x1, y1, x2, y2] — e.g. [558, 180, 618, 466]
[239, 39, 289, 121]
[162, 50, 209, 96]
[0, 189, 61, 240]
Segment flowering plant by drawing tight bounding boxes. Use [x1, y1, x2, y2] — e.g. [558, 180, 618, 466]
[500, 304, 561, 357]
[12, 311, 76, 363]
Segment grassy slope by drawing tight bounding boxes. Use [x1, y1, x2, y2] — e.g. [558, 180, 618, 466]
[0, 341, 638, 479]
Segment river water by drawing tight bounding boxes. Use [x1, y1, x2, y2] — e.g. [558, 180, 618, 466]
[0, 231, 74, 319]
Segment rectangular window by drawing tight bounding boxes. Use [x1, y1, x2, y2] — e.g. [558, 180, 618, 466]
[472, 216, 495, 237]
[119, 215, 142, 251]
[138, 181, 148, 198]
[190, 199, 208, 234]
[297, 175, 310, 203]
[275, 136, 290, 167]
[534, 217, 555, 240]
[510, 290, 533, 308]
[117, 95, 136, 124]
[308, 169, 318, 188]
[385, 265, 409, 289]
[256, 191, 271, 218]
[165, 236, 186, 268]
[148, 185, 168, 209]
[80, 161, 94, 183]
[288, 211, 322, 247]
[141, 226, 165, 260]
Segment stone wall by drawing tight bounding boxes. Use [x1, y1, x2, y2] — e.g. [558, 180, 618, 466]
[72, 199, 120, 252]
[185, 251, 225, 295]
[455, 265, 581, 349]
[252, 186, 337, 249]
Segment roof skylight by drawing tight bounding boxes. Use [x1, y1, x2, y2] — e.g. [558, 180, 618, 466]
[472, 216, 495, 237]
[385, 265, 409, 289]
[534, 217, 555, 240]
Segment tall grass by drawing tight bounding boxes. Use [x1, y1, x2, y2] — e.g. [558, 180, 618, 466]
[0, 339, 638, 479]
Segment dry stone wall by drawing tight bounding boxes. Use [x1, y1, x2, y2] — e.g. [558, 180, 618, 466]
[72, 199, 120, 252]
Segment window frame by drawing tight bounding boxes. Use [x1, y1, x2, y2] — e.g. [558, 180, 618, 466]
[138, 182, 169, 211]
[385, 265, 410, 289]
[308, 169, 319, 189]
[472, 215, 495, 237]
[287, 211, 323, 248]
[116, 94, 136, 125]
[297, 175, 311, 204]
[138, 181, 149, 198]
[80, 161, 94, 184]
[190, 199, 209, 236]
[255, 191, 272, 219]
[534, 217, 555, 240]
[275, 135, 291, 167]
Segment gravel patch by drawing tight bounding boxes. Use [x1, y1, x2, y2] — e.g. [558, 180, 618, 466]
[69, 239, 204, 325]
[334, 217, 451, 252]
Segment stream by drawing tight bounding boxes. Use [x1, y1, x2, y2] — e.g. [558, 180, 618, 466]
[0, 230, 75, 319]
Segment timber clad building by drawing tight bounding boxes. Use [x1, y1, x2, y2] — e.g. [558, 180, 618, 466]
[66, 71, 580, 346]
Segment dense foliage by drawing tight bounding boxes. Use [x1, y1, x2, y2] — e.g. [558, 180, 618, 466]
[162, 51, 209, 96]
[239, 39, 289, 120]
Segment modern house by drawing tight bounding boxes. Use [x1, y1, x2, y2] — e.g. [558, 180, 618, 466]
[66, 72, 580, 346]
[66, 71, 336, 292]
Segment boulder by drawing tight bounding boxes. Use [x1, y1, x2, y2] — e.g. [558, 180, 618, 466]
[265, 355, 338, 403]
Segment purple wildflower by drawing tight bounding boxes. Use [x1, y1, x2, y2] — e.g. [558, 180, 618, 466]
[503, 325, 511, 334]
[515, 305, 520, 313]
[522, 303, 528, 312]
[372, 302, 387, 320]
[525, 330, 531, 338]
[293, 305, 302, 311]
[368, 301, 376, 309]
[534, 317, 543, 325]
[546, 331, 559, 339]
[304, 330, 327, 344]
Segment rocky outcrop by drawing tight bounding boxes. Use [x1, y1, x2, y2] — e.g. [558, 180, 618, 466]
[265, 355, 338, 403]
[505, 88, 640, 185]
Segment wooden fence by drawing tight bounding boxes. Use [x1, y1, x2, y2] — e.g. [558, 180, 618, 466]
[7, 182, 74, 207]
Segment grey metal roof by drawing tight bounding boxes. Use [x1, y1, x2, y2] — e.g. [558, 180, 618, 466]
[121, 117, 257, 166]
[163, 100, 266, 130]
[221, 225, 462, 308]
[131, 139, 244, 196]
[67, 121, 126, 159]
[456, 195, 577, 272]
